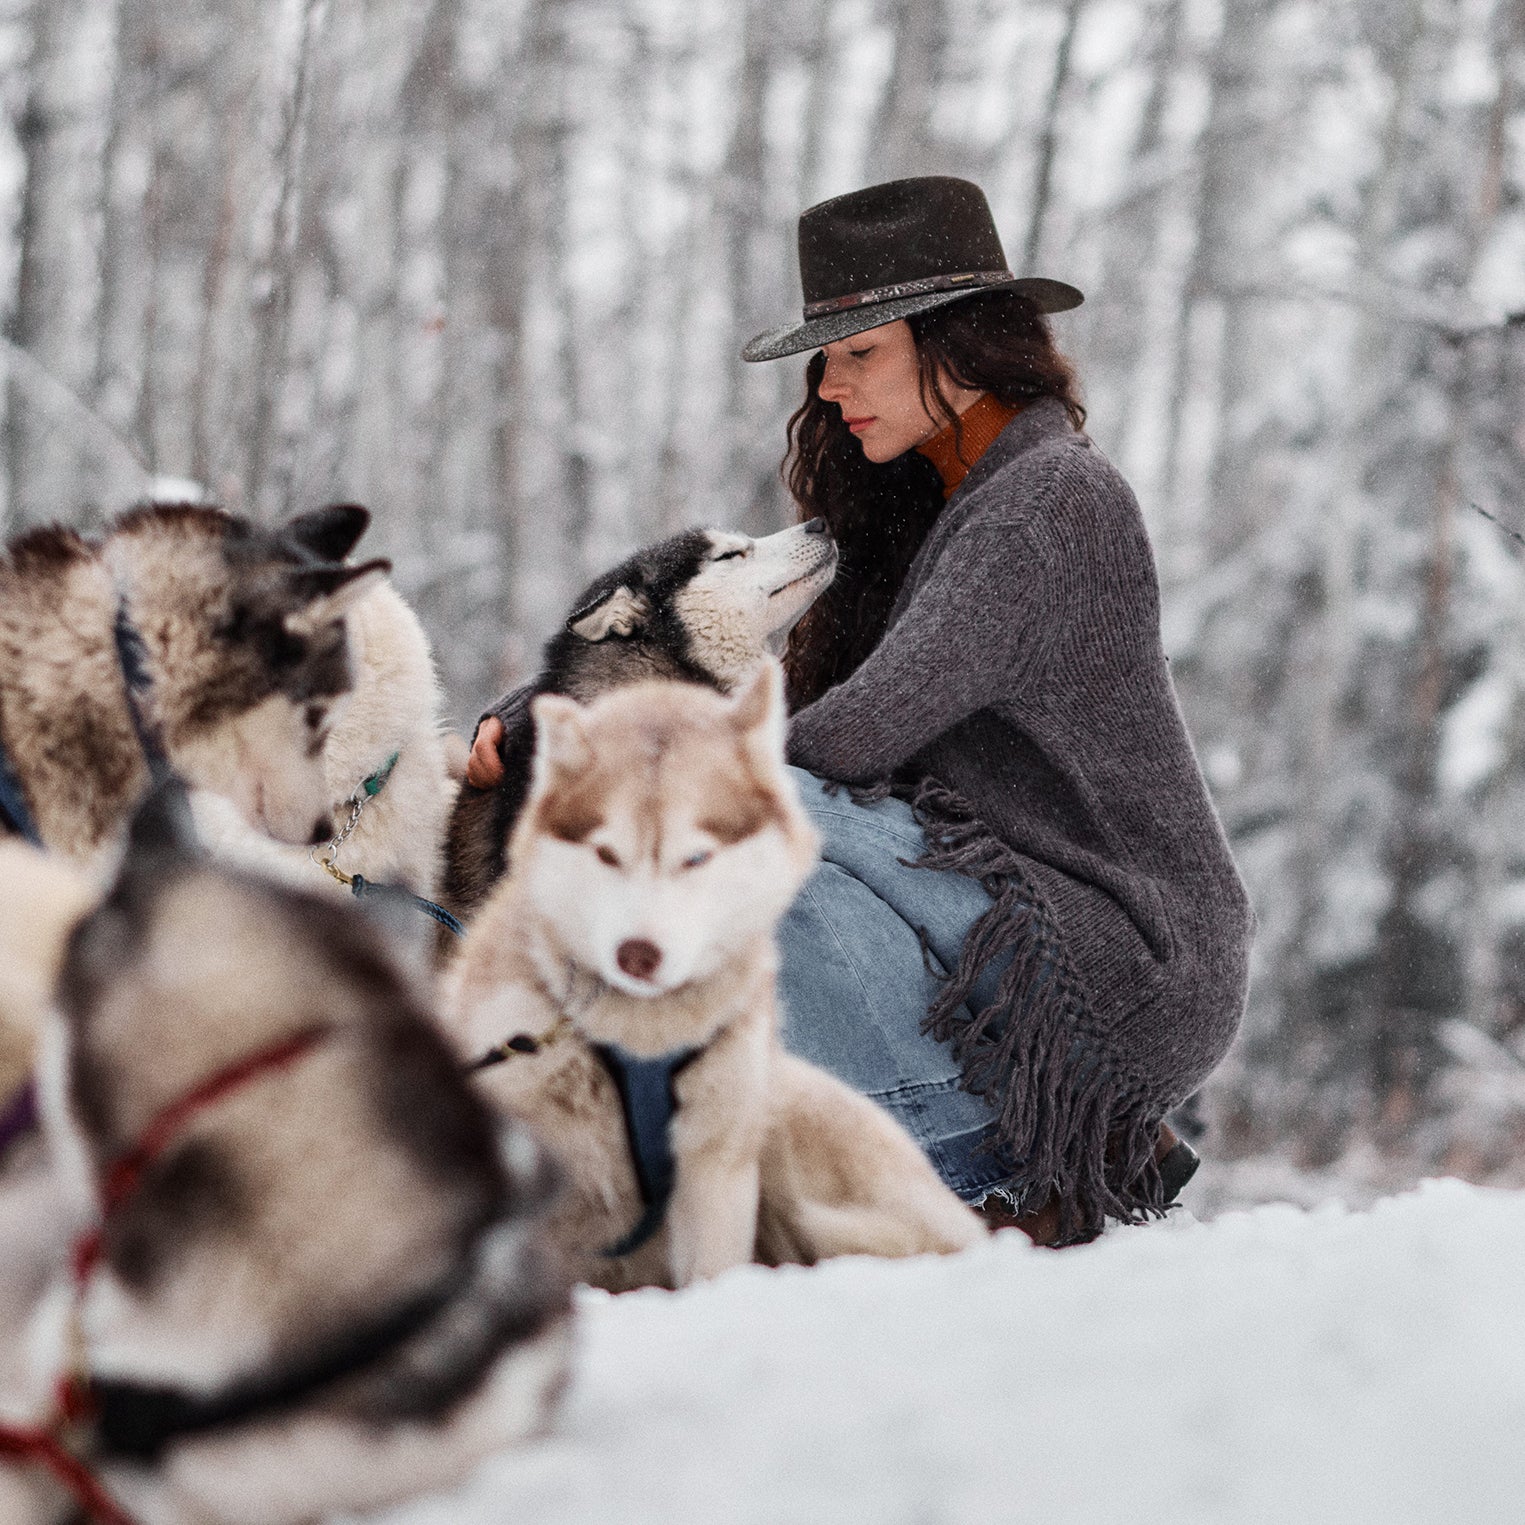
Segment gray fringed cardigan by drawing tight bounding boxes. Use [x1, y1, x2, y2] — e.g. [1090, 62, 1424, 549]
[786, 397, 1254, 1241]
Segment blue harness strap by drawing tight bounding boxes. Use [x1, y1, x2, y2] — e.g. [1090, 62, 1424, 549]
[113, 600, 173, 785]
[593, 1042, 702, 1259]
[0, 731, 41, 846]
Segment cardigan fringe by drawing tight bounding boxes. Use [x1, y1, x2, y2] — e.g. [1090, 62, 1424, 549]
[903, 778, 1168, 1245]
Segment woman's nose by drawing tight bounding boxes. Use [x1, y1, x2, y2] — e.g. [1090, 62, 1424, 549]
[817, 361, 846, 403]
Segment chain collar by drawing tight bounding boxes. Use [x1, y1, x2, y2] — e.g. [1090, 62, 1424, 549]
[466, 960, 602, 1073]
[311, 751, 400, 888]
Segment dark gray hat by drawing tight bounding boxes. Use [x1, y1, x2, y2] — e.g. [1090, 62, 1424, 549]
[742, 176, 1084, 363]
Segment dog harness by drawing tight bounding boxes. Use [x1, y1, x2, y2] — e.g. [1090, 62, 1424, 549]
[0, 598, 166, 851]
[592, 1043, 703, 1258]
[468, 1014, 703, 1260]
[112, 600, 173, 785]
[0, 1025, 330, 1525]
[313, 752, 466, 939]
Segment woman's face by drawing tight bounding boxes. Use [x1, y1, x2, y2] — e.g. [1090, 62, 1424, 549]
[816, 319, 981, 463]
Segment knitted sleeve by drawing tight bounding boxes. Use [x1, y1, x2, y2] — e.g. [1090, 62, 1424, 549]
[787, 517, 1060, 783]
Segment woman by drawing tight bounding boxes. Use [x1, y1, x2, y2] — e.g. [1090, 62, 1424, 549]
[742, 176, 1254, 1244]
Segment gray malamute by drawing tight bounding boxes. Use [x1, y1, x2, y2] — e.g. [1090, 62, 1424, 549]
[442, 521, 837, 925]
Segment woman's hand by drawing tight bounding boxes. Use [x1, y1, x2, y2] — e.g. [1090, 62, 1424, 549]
[466, 715, 507, 788]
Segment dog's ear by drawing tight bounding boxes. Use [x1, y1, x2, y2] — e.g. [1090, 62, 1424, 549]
[566, 585, 649, 643]
[283, 559, 391, 636]
[729, 658, 787, 767]
[529, 694, 593, 788]
[283, 503, 371, 563]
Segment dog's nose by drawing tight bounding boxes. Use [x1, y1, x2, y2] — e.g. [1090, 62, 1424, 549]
[308, 815, 334, 846]
[616, 939, 663, 981]
[803, 517, 828, 535]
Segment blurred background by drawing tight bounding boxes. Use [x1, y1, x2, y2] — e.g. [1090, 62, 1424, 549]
[3, 0, 1525, 1201]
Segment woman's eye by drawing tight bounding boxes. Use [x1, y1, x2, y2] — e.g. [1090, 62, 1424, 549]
[849, 346, 873, 359]
[681, 850, 713, 871]
[595, 844, 621, 867]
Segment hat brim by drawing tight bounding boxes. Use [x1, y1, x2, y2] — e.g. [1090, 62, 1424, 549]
[741, 277, 1084, 363]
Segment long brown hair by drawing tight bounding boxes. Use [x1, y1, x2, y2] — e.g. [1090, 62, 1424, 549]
[783, 290, 1085, 709]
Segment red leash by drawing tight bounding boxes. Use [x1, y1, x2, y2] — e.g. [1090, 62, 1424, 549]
[0, 1025, 329, 1525]
[0, 1424, 136, 1525]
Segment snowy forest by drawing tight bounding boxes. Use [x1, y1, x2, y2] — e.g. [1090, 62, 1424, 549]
[3, 0, 1525, 1196]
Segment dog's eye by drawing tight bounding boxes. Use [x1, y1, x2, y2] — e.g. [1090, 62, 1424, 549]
[681, 849, 713, 871]
[595, 844, 621, 868]
[304, 703, 327, 731]
[713, 547, 748, 562]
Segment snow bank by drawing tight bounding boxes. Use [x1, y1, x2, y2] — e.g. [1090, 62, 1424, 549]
[359, 1180, 1525, 1525]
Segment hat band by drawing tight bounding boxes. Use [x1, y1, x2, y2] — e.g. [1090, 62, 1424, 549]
[802, 269, 1015, 320]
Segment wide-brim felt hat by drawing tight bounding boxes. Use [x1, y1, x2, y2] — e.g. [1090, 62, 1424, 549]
[742, 176, 1084, 363]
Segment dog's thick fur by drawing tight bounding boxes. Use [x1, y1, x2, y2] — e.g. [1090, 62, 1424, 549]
[441, 522, 837, 926]
[442, 667, 983, 1292]
[0, 502, 387, 865]
[1, 786, 572, 1525]
[0, 842, 97, 1109]
[192, 572, 454, 899]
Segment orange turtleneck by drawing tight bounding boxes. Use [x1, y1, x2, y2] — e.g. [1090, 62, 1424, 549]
[916, 393, 1022, 498]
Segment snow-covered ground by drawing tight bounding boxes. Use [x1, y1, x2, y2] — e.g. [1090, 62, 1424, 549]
[359, 1179, 1525, 1525]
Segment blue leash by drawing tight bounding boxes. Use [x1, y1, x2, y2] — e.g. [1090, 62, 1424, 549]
[349, 874, 464, 939]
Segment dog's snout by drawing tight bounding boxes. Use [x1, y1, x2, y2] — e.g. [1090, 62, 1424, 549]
[308, 815, 334, 846]
[616, 939, 663, 981]
[803, 517, 828, 535]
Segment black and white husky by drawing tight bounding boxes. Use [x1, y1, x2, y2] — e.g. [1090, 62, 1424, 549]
[442, 521, 837, 926]
[0, 785, 572, 1525]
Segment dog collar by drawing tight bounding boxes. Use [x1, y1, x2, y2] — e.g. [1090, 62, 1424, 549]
[360, 751, 400, 798]
[309, 752, 465, 939]
[467, 1014, 573, 1072]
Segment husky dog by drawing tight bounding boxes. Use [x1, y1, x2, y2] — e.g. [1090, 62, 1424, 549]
[0, 784, 572, 1525]
[443, 666, 983, 1293]
[442, 520, 837, 927]
[190, 507, 454, 899]
[0, 502, 387, 864]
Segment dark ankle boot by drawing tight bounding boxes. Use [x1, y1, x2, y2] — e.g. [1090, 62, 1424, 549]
[978, 1124, 1202, 1248]
[1155, 1122, 1200, 1203]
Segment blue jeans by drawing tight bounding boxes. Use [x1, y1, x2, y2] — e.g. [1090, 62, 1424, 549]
[776, 768, 1014, 1205]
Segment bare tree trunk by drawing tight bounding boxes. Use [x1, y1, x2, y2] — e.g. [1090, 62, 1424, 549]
[866, 0, 945, 183]
[246, 0, 323, 520]
[6, 0, 119, 525]
[1023, 0, 1085, 271]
